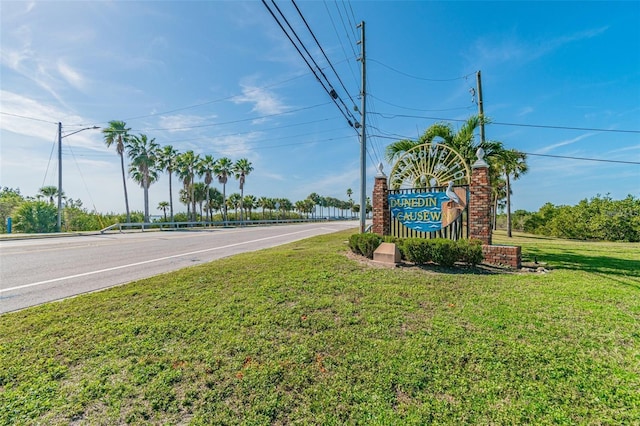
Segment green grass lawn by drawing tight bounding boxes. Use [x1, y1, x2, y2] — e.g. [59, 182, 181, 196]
[1, 229, 639, 425]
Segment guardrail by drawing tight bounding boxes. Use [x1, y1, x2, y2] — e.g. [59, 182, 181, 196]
[99, 217, 359, 234]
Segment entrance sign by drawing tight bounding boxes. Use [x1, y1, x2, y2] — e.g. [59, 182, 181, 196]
[389, 143, 471, 189]
[388, 143, 471, 234]
[389, 188, 468, 232]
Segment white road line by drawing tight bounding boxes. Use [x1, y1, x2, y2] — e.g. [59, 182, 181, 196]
[1, 228, 317, 293]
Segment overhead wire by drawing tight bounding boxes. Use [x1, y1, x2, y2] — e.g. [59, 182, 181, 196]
[323, 0, 360, 89]
[369, 58, 476, 82]
[261, 0, 359, 129]
[369, 112, 640, 134]
[292, 0, 359, 110]
[368, 133, 640, 165]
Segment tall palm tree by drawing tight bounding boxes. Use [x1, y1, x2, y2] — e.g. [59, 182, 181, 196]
[176, 151, 200, 221]
[158, 201, 169, 221]
[214, 157, 234, 223]
[497, 149, 529, 237]
[103, 120, 132, 223]
[385, 115, 504, 172]
[233, 158, 253, 222]
[157, 145, 179, 222]
[127, 133, 160, 222]
[197, 154, 216, 222]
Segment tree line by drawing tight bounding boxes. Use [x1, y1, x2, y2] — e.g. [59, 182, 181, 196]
[498, 195, 640, 242]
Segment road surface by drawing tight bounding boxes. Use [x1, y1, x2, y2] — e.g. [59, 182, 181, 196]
[0, 222, 356, 314]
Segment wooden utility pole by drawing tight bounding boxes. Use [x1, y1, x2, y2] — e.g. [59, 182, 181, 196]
[476, 70, 485, 145]
[357, 21, 367, 233]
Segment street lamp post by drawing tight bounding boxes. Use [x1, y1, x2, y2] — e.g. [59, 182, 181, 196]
[57, 123, 100, 232]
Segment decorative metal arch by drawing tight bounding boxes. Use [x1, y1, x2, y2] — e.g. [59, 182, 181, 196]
[389, 143, 471, 190]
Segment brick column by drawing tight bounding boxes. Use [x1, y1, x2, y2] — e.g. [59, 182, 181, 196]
[469, 149, 492, 245]
[372, 172, 389, 236]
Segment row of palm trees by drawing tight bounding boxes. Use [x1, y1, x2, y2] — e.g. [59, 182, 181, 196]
[385, 114, 528, 237]
[102, 120, 253, 223]
[156, 192, 362, 223]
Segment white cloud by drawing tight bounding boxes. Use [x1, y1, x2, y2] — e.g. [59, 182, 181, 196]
[468, 26, 609, 68]
[233, 84, 288, 116]
[57, 59, 86, 91]
[158, 113, 218, 133]
[536, 133, 596, 154]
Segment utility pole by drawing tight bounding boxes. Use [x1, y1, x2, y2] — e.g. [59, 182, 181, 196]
[476, 70, 485, 145]
[57, 124, 100, 232]
[57, 122, 63, 232]
[357, 21, 366, 233]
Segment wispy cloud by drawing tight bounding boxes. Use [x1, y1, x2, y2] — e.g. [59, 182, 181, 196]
[57, 59, 86, 91]
[518, 106, 534, 117]
[536, 133, 596, 154]
[469, 26, 609, 68]
[233, 84, 288, 117]
[158, 114, 218, 133]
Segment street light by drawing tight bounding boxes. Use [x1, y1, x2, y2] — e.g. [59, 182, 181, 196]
[58, 123, 101, 232]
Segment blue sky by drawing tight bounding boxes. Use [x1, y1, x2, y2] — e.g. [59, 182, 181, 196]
[1, 1, 638, 216]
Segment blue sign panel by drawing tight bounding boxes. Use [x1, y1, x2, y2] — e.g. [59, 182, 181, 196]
[389, 192, 466, 232]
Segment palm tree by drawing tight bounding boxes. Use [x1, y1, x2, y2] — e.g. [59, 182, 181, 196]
[157, 145, 179, 222]
[193, 182, 207, 221]
[38, 186, 60, 204]
[243, 195, 257, 220]
[385, 115, 504, 171]
[127, 133, 160, 222]
[158, 201, 169, 221]
[233, 158, 253, 222]
[308, 193, 321, 218]
[214, 157, 234, 223]
[228, 193, 242, 220]
[103, 120, 132, 223]
[197, 154, 216, 222]
[258, 196, 271, 219]
[176, 151, 200, 221]
[497, 149, 529, 237]
[207, 187, 223, 220]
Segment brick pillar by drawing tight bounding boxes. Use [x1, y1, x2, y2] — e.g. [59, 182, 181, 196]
[469, 149, 492, 245]
[372, 173, 389, 236]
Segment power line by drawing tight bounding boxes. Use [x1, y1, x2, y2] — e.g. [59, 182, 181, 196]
[524, 152, 640, 165]
[261, 0, 359, 129]
[369, 94, 474, 113]
[368, 133, 640, 165]
[369, 112, 640, 134]
[291, 0, 359, 110]
[368, 58, 476, 82]
[0, 111, 58, 124]
[139, 102, 331, 132]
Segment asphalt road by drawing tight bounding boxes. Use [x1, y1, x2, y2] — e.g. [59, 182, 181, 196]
[0, 221, 357, 314]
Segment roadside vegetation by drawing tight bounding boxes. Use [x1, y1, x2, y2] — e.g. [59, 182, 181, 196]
[1, 229, 638, 424]
[0, 186, 366, 234]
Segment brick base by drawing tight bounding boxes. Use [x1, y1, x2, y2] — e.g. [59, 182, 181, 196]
[482, 245, 521, 269]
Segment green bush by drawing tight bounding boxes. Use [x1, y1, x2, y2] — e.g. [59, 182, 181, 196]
[431, 239, 458, 267]
[373, 238, 484, 267]
[456, 239, 484, 265]
[402, 238, 432, 265]
[348, 233, 382, 259]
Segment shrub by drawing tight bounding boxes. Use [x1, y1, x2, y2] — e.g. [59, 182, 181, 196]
[456, 239, 484, 265]
[402, 238, 433, 265]
[349, 233, 382, 259]
[431, 239, 458, 267]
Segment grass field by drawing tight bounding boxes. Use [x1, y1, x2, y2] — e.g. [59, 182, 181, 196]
[1, 229, 638, 425]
